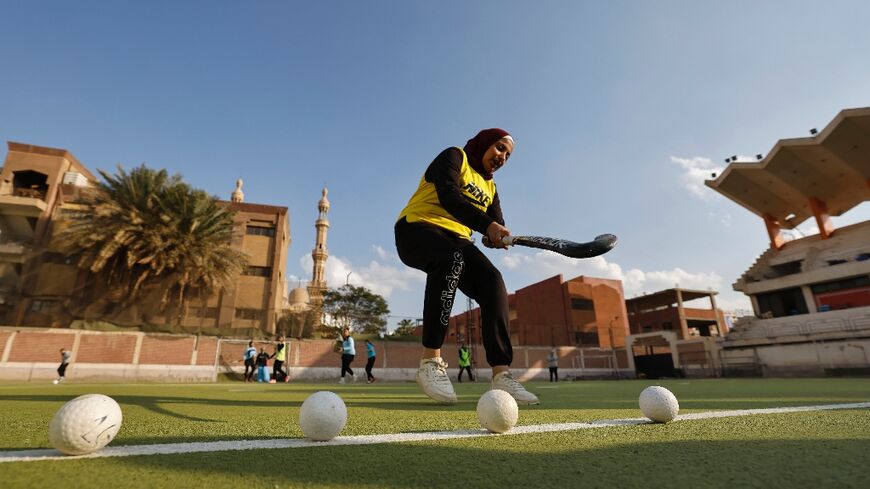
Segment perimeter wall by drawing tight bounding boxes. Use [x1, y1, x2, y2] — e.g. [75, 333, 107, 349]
[0, 327, 632, 382]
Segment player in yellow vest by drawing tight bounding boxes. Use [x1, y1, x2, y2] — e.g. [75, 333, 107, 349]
[457, 343, 473, 383]
[271, 335, 289, 382]
[395, 128, 539, 405]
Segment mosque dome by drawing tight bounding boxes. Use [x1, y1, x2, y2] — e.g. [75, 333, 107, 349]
[287, 286, 311, 311]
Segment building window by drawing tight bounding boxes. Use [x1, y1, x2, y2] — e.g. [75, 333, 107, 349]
[190, 306, 219, 318]
[574, 331, 599, 346]
[756, 287, 809, 317]
[810, 275, 870, 294]
[42, 252, 75, 265]
[31, 299, 60, 313]
[235, 308, 263, 320]
[771, 260, 803, 277]
[243, 266, 273, 277]
[570, 298, 594, 310]
[246, 226, 275, 237]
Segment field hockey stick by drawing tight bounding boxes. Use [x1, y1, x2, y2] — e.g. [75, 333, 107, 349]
[483, 233, 618, 259]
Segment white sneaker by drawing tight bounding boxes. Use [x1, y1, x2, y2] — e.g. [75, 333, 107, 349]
[492, 371, 540, 405]
[338, 377, 345, 384]
[351, 373, 357, 384]
[416, 357, 457, 404]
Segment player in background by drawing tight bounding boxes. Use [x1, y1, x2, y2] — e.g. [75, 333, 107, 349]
[364, 339, 377, 383]
[54, 347, 72, 383]
[242, 341, 257, 383]
[457, 342, 474, 383]
[395, 128, 539, 405]
[338, 327, 356, 384]
[271, 335, 289, 382]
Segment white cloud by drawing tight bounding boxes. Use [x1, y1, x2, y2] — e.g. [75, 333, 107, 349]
[372, 245, 389, 260]
[782, 221, 820, 242]
[298, 249, 424, 299]
[708, 211, 733, 227]
[500, 249, 726, 303]
[292, 242, 755, 322]
[713, 293, 754, 315]
[670, 156, 724, 199]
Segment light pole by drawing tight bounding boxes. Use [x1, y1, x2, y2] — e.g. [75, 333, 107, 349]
[609, 315, 620, 379]
[346, 271, 353, 286]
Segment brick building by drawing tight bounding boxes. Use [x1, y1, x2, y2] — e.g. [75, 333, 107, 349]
[625, 288, 728, 339]
[448, 274, 629, 347]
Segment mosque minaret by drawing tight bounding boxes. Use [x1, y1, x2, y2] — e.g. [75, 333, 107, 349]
[308, 187, 330, 308]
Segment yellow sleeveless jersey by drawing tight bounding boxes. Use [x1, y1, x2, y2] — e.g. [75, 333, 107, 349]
[398, 147, 496, 240]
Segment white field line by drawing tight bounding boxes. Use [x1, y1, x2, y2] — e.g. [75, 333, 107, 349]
[2, 402, 867, 463]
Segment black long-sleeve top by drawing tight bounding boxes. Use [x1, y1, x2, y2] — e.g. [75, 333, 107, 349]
[424, 147, 505, 235]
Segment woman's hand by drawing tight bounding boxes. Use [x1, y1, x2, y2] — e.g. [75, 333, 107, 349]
[484, 222, 511, 249]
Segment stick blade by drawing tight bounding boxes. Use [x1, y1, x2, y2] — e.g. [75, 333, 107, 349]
[511, 234, 618, 259]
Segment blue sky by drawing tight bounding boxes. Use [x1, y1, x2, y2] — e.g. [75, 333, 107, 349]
[2, 1, 870, 326]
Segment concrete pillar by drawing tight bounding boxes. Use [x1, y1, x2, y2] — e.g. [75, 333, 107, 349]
[808, 197, 834, 239]
[70, 331, 82, 362]
[750, 295, 761, 316]
[132, 332, 144, 364]
[764, 214, 785, 250]
[676, 290, 689, 339]
[1, 331, 17, 362]
[801, 286, 817, 313]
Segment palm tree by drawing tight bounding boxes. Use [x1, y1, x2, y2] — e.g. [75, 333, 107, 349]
[393, 318, 418, 336]
[59, 164, 248, 323]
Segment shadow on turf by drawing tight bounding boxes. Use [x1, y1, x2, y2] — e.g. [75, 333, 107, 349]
[103, 437, 870, 488]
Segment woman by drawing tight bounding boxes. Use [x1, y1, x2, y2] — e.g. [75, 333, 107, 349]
[242, 341, 257, 383]
[394, 128, 539, 405]
[364, 339, 377, 383]
[547, 348, 559, 382]
[271, 335, 289, 383]
[255, 347, 270, 383]
[338, 328, 356, 384]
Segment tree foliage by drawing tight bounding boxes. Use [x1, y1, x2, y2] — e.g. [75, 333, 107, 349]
[58, 164, 248, 321]
[278, 308, 318, 339]
[321, 284, 389, 335]
[391, 318, 418, 337]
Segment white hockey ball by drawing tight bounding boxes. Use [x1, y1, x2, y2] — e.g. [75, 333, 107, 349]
[49, 394, 123, 455]
[299, 391, 347, 441]
[639, 386, 679, 423]
[477, 389, 519, 433]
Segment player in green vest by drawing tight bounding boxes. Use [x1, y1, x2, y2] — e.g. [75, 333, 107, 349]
[271, 335, 289, 382]
[457, 343, 474, 383]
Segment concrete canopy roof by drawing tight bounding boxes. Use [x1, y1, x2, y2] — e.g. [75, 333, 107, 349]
[625, 288, 715, 311]
[705, 107, 870, 229]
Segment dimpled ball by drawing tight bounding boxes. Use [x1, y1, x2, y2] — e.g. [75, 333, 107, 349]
[299, 391, 347, 441]
[49, 394, 123, 455]
[477, 389, 519, 433]
[639, 386, 680, 423]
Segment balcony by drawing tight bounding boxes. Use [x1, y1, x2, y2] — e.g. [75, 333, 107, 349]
[0, 235, 30, 263]
[0, 188, 48, 217]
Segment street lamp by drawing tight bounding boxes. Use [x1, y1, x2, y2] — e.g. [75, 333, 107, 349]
[346, 271, 353, 286]
[609, 315, 620, 379]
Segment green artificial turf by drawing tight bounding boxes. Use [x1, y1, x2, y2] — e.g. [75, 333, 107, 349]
[1, 378, 868, 488]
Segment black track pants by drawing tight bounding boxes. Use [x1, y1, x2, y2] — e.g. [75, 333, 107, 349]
[341, 354, 355, 378]
[395, 218, 512, 367]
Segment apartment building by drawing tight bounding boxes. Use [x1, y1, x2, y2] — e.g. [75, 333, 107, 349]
[0, 142, 289, 333]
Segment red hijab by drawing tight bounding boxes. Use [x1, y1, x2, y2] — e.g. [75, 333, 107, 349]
[463, 128, 512, 180]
